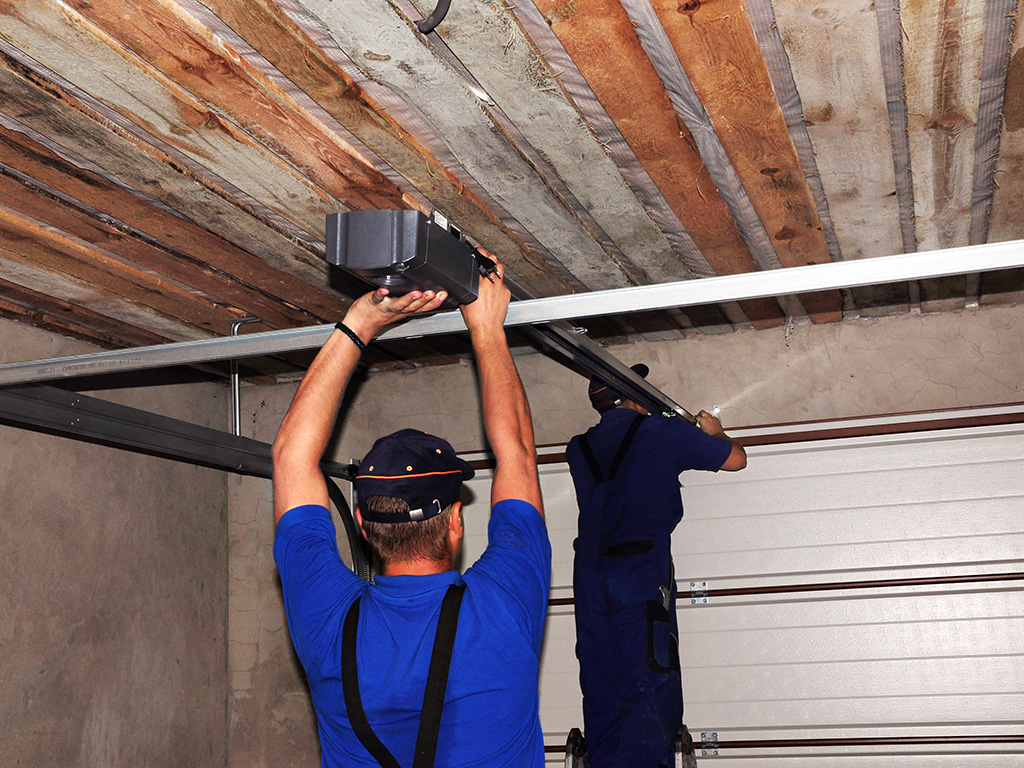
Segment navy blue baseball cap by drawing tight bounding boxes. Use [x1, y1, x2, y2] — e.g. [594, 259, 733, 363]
[355, 429, 475, 523]
[588, 363, 649, 413]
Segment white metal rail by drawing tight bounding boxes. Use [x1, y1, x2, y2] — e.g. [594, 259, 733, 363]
[0, 240, 1021, 386]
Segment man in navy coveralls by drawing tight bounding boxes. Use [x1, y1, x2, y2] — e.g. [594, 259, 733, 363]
[566, 366, 746, 767]
[272, 259, 550, 768]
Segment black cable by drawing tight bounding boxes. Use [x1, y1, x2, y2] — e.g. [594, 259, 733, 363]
[324, 472, 373, 582]
[416, 0, 451, 34]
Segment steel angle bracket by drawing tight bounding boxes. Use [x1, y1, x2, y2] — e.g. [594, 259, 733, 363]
[504, 276, 694, 422]
[513, 306, 695, 422]
[0, 384, 356, 481]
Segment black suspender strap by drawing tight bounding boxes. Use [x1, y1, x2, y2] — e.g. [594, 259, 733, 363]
[578, 432, 605, 483]
[608, 414, 644, 480]
[342, 598, 400, 768]
[341, 583, 468, 768]
[412, 584, 466, 768]
[578, 414, 645, 485]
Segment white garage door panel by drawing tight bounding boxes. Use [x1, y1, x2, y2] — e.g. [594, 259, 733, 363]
[690, 693, 1024, 734]
[458, 419, 1024, 762]
[680, 498, 1024, 576]
[687, 657, 1024, 709]
[681, 530, 1024, 581]
[538, 612, 583, 736]
[684, 608, 1023, 666]
[675, 753, 1019, 768]
[682, 452, 1023, 518]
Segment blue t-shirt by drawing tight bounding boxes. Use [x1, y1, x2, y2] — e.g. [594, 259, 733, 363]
[274, 498, 551, 767]
[566, 409, 733, 551]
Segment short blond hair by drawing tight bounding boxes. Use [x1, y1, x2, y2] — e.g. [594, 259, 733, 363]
[361, 496, 454, 568]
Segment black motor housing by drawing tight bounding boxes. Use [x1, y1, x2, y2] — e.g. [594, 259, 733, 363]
[325, 210, 480, 307]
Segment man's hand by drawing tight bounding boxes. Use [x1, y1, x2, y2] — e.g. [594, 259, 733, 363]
[343, 287, 448, 344]
[460, 251, 510, 338]
[696, 409, 726, 437]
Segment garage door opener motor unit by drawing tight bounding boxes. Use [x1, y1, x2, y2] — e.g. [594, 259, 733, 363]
[325, 210, 496, 308]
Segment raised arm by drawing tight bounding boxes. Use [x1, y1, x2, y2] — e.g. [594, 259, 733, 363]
[696, 409, 747, 471]
[460, 258, 544, 518]
[272, 288, 446, 522]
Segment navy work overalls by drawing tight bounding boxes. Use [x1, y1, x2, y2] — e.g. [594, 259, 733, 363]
[567, 409, 730, 768]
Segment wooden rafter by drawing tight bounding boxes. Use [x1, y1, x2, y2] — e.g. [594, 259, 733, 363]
[648, 0, 842, 322]
[0, 123, 344, 322]
[199, 0, 570, 297]
[532, 0, 783, 329]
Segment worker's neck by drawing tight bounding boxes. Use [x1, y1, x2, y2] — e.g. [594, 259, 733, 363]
[618, 401, 650, 416]
[380, 558, 453, 577]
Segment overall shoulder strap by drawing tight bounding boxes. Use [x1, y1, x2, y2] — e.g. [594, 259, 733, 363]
[578, 432, 604, 483]
[607, 414, 645, 480]
[342, 584, 468, 768]
[578, 414, 645, 485]
[342, 597, 400, 768]
[412, 583, 467, 768]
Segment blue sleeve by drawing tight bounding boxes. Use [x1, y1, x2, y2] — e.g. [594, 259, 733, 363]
[465, 499, 552, 651]
[659, 416, 734, 474]
[273, 504, 364, 671]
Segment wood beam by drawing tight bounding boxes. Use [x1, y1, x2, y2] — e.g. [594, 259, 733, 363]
[61, 0, 404, 212]
[902, 0, 986, 315]
[0, 277, 170, 349]
[198, 0, 570, 298]
[0, 51, 334, 293]
[987, 10, 1024, 308]
[0, 248, 208, 340]
[0, 2, 342, 240]
[649, 0, 843, 322]
[0, 203, 235, 334]
[0, 172, 315, 332]
[0, 122, 347, 321]
[532, 0, 782, 329]
[773, 0, 908, 315]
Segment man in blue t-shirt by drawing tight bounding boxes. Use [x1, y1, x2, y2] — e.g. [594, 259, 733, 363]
[566, 365, 746, 768]
[272, 257, 550, 768]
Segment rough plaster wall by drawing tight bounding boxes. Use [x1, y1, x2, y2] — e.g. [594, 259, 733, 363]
[231, 301, 1024, 763]
[226, 399, 318, 768]
[0, 318, 229, 768]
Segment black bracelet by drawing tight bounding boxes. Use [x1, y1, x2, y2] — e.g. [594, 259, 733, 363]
[335, 322, 367, 352]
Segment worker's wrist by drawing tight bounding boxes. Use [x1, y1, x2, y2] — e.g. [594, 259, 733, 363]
[337, 315, 374, 348]
[334, 322, 368, 352]
[468, 325, 506, 346]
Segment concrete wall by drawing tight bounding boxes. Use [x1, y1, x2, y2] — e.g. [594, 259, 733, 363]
[1, 319, 229, 767]
[229, 302, 1024, 764]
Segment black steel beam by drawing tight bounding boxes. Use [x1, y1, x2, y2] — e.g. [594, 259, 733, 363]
[0, 384, 355, 481]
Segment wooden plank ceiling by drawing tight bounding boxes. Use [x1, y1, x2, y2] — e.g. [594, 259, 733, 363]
[0, 0, 1021, 377]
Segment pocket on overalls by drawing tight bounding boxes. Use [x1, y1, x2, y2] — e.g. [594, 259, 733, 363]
[645, 599, 681, 674]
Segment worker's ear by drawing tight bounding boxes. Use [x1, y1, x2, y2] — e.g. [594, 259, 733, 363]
[355, 506, 367, 537]
[448, 501, 463, 539]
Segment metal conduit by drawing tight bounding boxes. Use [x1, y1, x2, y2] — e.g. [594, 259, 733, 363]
[546, 570, 1024, 607]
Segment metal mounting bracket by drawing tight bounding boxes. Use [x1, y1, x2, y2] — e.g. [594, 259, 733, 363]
[690, 581, 709, 605]
[701, 732, 719, 757]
